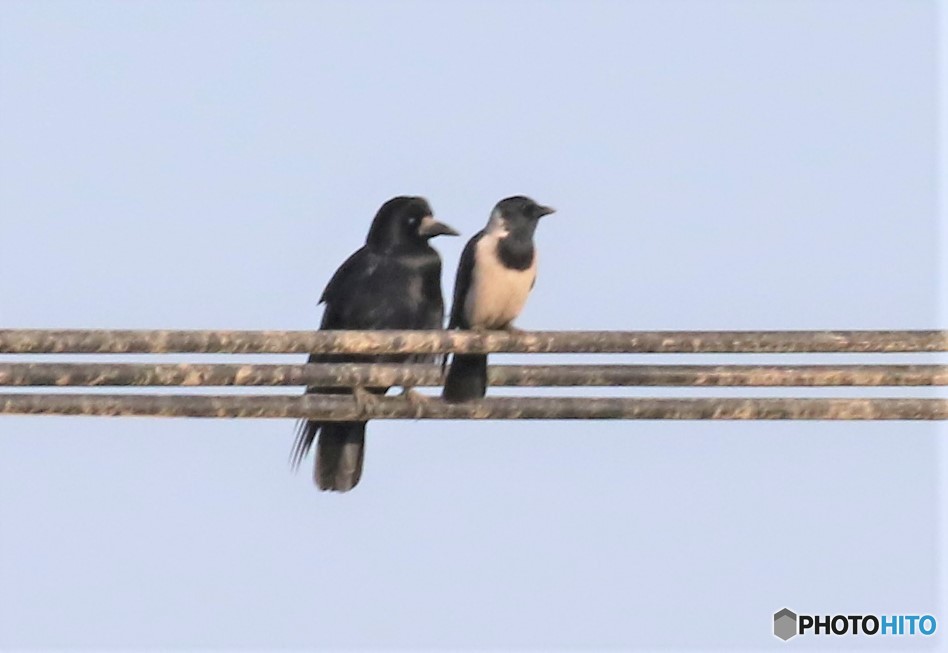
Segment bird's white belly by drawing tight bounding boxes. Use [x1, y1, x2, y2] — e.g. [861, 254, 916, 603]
[464, 235, 537, 329]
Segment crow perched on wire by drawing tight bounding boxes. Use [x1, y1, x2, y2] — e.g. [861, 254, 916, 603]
[443, 196, 554, 402]
[291, 196, 458, 491]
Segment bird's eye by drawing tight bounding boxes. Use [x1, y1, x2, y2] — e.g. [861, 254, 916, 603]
[408, 216, 419, 225]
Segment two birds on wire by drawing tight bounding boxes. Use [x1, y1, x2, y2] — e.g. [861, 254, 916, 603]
[290, 195, 555, 491]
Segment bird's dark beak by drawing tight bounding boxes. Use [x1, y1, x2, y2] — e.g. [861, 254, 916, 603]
[536, 205, 556, 218]
[418, 215, 460, 238]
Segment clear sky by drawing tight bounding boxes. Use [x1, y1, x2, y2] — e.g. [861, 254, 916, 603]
[0, 0, 943, 649]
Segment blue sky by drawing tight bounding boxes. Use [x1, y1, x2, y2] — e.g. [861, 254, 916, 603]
[0, 1, 943, 649]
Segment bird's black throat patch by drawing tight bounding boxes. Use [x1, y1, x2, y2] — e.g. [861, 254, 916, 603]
[496, 233, 535, 270]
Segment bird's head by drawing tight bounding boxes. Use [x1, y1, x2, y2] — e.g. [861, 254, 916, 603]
[366, 196, 459, 249]
[489, 196, 555, 236]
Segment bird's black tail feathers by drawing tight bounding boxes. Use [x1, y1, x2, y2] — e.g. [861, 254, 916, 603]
[442, 353, 488, 402]
[292, 420, 366, 492]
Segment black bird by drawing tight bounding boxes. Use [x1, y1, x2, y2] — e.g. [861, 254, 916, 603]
[291, 196, 458, 491]
[443, 196, 554, 402]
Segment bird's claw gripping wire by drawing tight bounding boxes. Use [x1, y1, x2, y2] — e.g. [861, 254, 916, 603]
[352, 386, 379, 417]
[400, 387, 430, 419]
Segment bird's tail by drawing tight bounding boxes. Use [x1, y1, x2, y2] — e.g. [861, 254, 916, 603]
[292, 420, 366, 492]
[442, 353, 488, 402]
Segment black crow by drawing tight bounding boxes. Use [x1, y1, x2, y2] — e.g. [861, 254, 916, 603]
[442, 196, 554, 402]
[291, 196, 458, 491]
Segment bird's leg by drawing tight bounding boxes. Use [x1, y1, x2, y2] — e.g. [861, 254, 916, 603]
[400, 386, 429, 419]
[352, 386, 379, 417]
[400, 386, 429, 404]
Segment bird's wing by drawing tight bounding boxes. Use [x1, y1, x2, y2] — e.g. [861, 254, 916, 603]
[308, 246, 384, 370]
[448, 230, 485, 329]
[318, 246, 371, 308]
[292, 245, 417, 471]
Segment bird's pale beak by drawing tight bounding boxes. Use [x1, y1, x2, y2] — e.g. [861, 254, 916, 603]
[536, 205, 556, 218]
[418, 215, 460, 238]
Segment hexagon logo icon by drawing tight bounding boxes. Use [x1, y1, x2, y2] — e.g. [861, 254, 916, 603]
[773, 608, 798, 641]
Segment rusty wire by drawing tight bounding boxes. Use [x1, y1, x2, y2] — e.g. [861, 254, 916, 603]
[0, 329, 944, 421]
[0, 362, 945, 387]
[0, 394, 945, 420]
[0, 329, 945, 354]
